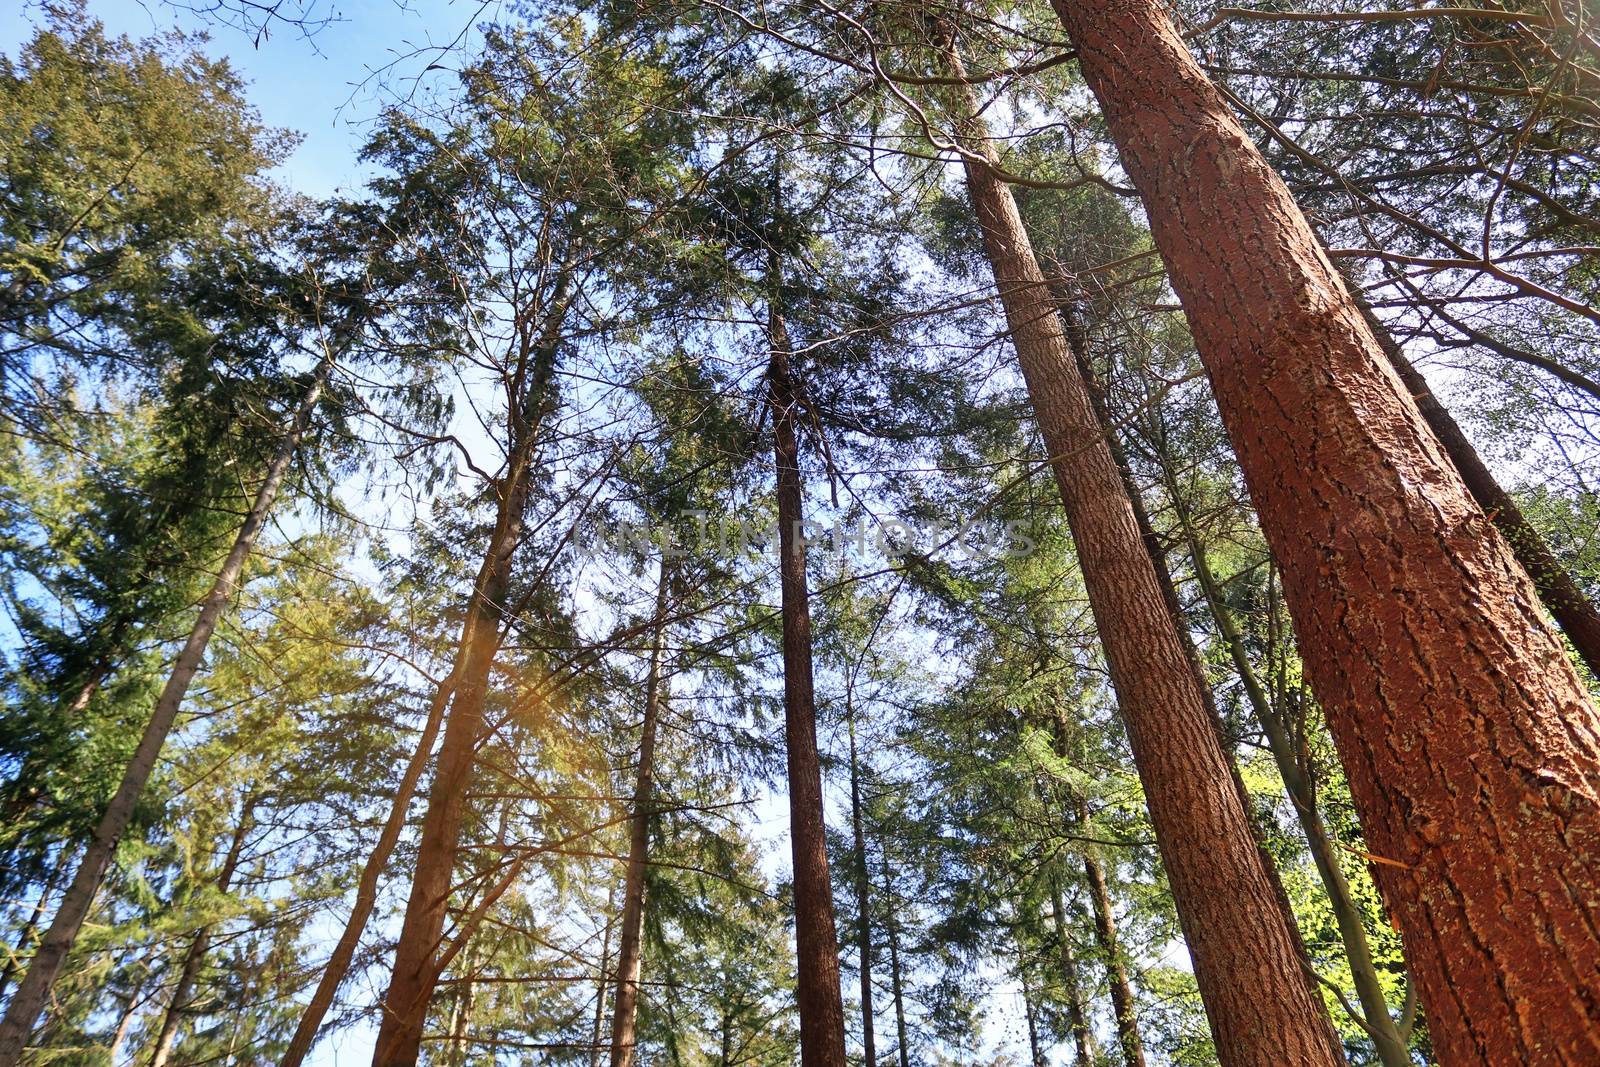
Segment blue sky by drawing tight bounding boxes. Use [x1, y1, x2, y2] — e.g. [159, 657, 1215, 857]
[3, 0, 499, 199]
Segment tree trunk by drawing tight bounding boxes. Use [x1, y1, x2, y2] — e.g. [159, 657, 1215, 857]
[1171, 489, 1414, 1067]
[941, 38, 1342, 1067]
[446, 968, 474, 1067]
[1360, 298, 1600, 679]
[1078, 839, 1145, 1067]
[609, 566, 671, 1067]
[0, 357, 330, 1067]
[148, 799, 254, 1067]
[592, 897, 615, 1067]
[369, 270, 570, 1067]
[880, 846, 910, 1067]
[847, 705, 877, 1067]
[368, 458, 533, 1066]
[280, 670, 457, 1067]
[1018, 959, 1045, 1067]
[1044, 1, 1600, 1060]
[1047, 879, 1098, 1067]
[0, 852, 66, 1004]
[767, 261, 848, 1067]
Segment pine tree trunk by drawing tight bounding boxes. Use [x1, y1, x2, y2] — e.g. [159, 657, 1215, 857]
[847, 707, 877, 1067]
[1044, 1, 1600, 1059]
[941, 38, 1342, 1067]
[368, 459, 532, 1066]
[0, 358, 330, 1067]
[767, 264, 848, 1067]
[369, 270, 570, 1067]
[1049, 879, 1097, 1067]
[148, 799, 254, 1067]
[1171, 491, 1413, 1067]
[1360, 299, 1600, 679]
[880, 847, 910, 1067]
[280, 670, 456, 1067]
[609, 566, 671, 1067]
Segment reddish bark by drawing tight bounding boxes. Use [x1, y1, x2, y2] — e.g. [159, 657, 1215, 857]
[1045, 1, 1600, 1061]
[943, 41, 1342, 1067]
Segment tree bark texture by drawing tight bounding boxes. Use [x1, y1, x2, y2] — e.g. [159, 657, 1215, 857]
[1044, 1, 1600, 1061]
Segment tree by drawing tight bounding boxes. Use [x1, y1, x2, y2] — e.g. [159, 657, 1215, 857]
[1042, 0, 1600, 1059]
[922, 24, 1342, 1067]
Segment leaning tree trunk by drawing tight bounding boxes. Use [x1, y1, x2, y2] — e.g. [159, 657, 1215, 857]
[1357, 296, 1600, 679]
[369, 269, 569, 1067]
[1044, 1, 1600, 1061]
[1049, 879, 1099, 1067]
[767, 264, 849, 1067]
[940, 37, 1343, 1067]
[368, 449, 534, 1066]
[846, 704, 877, 1067]
[149, 799, 255, 1067]
[280, 670, 456, 1067]
[0, 356, 330, 1067]
[609, 565, 672, 1067]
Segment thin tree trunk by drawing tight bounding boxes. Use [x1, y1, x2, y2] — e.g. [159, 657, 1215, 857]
[1078, 840, 1144, 1067]
[846, 705, 877, 1067]
[1049, 880, 1098, 1067]
[592, 896, 615, 1067]
[148, 799, 251, 1067]
[109, 974, 147, 1064]
[1044, 1, 1600, 1060]
[148, 798, 254, 1067]
[879, 846, 910, 1067]
[1018, 960, 1045, 1067]
[0, 852, 67, 1004]
[767, 252, 848, 1067]
[940, 36, 1342, 1067]
[609, 566, 671, 1067]
[0, 357, 330, 1067]
[446, 967, 474, 1067]
[369, 271, 570, 1067]
[279, 671, 456, 1067]
[1170, 487, 1413, 1067]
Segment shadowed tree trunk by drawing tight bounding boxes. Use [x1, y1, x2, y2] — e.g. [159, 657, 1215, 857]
[148, 797, 256, 1067]
[0, 355, 332, 1067]
[609, 565, 672, 1067]
[1049, 880, 1098, 1067]
[1043, 1, 1600, 1060]
[846, 702, 877, 1067]
[767, 254, 849, 1067]
[940, 34, 1343, 1067]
